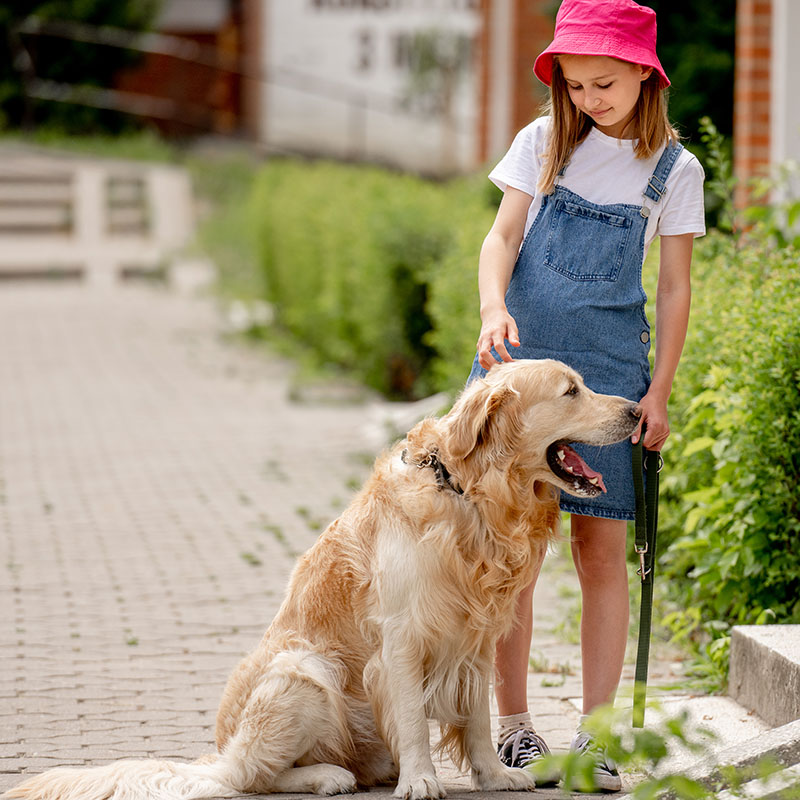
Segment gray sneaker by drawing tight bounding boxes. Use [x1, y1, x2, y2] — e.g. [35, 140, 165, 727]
[497, 728, 559, 786]
[569, 730, 622, 792]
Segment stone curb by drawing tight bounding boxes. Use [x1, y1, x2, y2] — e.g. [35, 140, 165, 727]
[684, 718, 800, 788]
[729, 626, 800, 728]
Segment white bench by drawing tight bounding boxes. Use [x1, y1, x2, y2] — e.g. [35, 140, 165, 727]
[0, 149, 194, 286]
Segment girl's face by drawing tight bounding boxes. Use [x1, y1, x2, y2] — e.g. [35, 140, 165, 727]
[557, 55, 653, 139]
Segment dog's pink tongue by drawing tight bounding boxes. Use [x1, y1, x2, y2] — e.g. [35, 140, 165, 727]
[563, 448, 607, 493]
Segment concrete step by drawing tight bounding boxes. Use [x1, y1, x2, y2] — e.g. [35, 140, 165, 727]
[671, 626, 800, 798]
[685, 718, 800, 795]
[729, 625, 800, 727]
[717, 763, 800, 800]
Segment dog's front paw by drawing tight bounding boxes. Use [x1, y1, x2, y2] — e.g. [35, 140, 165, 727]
[473, 764, 536, 792]
[393, 774, 446, 800]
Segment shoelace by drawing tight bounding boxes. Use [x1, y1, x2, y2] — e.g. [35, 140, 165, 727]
[571, 731, 617, 774]
[572, 731, 593, 754]
[505, 728, 550, 764]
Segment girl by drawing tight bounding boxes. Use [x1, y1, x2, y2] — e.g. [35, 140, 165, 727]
[467, 0, 705, 790]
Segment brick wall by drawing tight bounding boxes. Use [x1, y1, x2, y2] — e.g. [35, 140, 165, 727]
[478, 0, 553, 163]
[240, 0, 263, 142]
[733, 0, 772, 207]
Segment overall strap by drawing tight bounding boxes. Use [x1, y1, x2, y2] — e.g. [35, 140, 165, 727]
[642, 141, 684, 204]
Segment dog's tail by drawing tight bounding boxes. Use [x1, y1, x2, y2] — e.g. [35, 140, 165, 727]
[3, 754, 241, 800]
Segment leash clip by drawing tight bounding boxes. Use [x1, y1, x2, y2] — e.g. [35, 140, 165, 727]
[643, 453, 664, 473]
[635, 543, 650, 581]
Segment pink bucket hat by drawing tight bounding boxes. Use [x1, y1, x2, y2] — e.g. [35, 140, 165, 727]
[533, 0, 670, 90]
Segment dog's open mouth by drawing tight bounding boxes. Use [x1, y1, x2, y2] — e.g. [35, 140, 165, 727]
[546, 442, 607, 496]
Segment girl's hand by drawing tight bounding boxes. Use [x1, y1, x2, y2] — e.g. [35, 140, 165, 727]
[476, 307, 520, 370]
[631, 389, 670, 450]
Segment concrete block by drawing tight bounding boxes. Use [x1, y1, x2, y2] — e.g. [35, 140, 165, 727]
[716, 763, 800, 800]
[684, 718, 800, 785]
[729, 625, 800, 726]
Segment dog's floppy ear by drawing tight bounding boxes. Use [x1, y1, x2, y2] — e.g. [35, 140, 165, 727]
[444, 379, 517, 461]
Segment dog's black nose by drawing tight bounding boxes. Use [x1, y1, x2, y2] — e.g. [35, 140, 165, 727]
[629, 403, 642, 420]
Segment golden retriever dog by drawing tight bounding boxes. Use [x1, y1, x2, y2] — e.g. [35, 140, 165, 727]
[6, 359, 640, 800]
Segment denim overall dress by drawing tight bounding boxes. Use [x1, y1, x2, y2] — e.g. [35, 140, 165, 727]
[468, 141, 684, 520]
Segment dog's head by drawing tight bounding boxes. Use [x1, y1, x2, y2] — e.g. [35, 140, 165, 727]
[440, 359, 640, 499]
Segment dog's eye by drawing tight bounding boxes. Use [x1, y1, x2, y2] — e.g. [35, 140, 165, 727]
[564, 384, 579, 396]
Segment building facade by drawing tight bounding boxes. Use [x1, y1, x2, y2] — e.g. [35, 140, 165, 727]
[734, 0, 800, 205]
[123, 0, 555, 175]
[120, 1, 799, 188]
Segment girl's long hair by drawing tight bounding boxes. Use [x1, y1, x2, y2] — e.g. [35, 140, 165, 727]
[537, 58, 679, 195]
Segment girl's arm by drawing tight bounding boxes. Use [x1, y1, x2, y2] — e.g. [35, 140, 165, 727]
[476, 187, 533, 370]
[633, 232, 694, 450]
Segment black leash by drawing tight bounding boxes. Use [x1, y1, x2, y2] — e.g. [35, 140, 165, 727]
[631, 423, 662, 728]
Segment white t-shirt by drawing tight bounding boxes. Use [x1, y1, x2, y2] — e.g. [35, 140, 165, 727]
[489, 116, 706, 256]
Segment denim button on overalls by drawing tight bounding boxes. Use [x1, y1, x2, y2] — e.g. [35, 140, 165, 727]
[468, 142, 683, 520]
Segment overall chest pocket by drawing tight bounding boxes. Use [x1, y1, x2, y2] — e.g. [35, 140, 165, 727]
[544, 199, 632, 282]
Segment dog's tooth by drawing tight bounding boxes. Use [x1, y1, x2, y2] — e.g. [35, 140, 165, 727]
[589, 477, 599, 485]
[557, 450, 566, 461]
[564, 465, 574, 474]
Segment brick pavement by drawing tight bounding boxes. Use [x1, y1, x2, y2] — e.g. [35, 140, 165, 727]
[0, 281, 687, 799]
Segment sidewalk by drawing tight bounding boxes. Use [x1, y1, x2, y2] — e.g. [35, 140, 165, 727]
[0, 281, 766, 798]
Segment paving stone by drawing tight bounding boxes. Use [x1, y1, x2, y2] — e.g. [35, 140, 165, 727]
[0, 281, 756, 800]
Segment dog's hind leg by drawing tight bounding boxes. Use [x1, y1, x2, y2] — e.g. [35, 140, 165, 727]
[217, 650, 356, 794]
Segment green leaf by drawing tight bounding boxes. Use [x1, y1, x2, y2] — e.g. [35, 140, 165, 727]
[683, 436, 717, 456]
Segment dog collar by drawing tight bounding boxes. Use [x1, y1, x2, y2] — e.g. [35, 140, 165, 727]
[401, 448, 464, 496]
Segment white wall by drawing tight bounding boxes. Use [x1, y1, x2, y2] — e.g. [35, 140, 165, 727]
[771, 0, 800, 198]
[261, 0, 481, 174]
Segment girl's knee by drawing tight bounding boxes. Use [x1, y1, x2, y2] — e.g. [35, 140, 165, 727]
[570, 517, 627, 582]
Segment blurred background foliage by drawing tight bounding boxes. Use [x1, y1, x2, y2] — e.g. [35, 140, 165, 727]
[0, 0, 159, 133]
[636, 0, 736, 141]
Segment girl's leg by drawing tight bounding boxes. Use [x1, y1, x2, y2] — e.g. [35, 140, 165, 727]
[494, 547, 545, 715]
[570, 514, 629, 713]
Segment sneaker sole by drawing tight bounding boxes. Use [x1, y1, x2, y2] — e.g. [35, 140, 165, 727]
[561, 773, 621, 793]
[590, 773, 622, 793]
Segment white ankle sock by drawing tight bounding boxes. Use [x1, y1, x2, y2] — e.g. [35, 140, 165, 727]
[497, 711, 533, 742]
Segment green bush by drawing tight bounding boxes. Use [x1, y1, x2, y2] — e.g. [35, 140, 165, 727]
[652, 122, 800, 686]
[659, 228, 800, 630]
[423, 174, 499, 390]
[248, 159, 496, 398]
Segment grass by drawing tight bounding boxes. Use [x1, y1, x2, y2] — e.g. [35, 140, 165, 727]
[259, 517, 301, 559]
[0, 128, 178, 163]
[240, 551, 263, 567]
